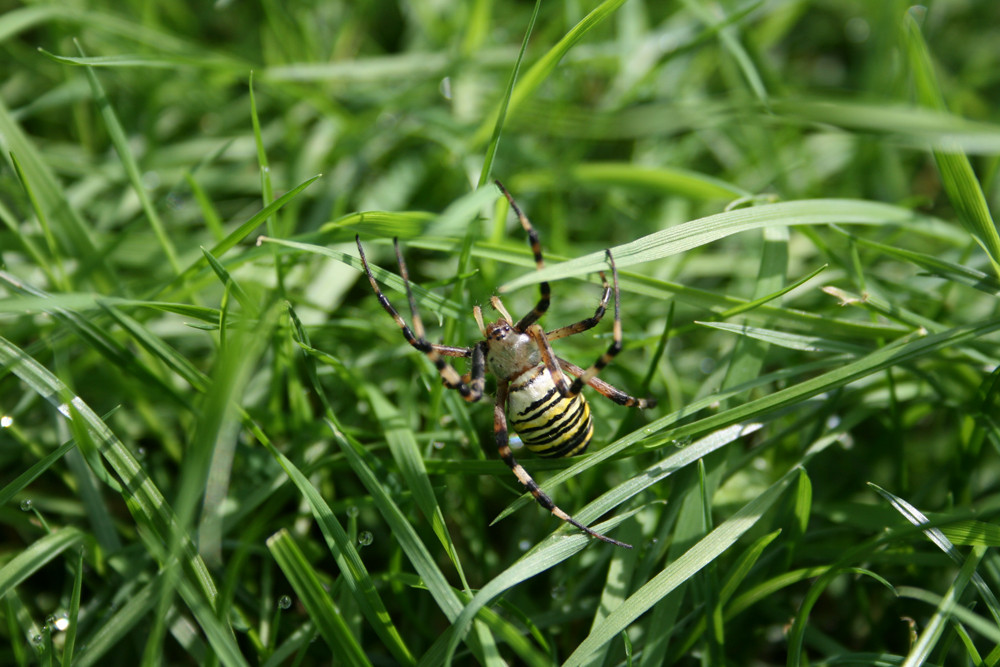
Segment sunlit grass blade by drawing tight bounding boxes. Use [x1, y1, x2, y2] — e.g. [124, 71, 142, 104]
[500, 198, 919, 290]
[260, 236, 462, 319]
[477, 0, 539, 186]
[471, 0, 629, 147]
[498, 317, 1000, 521]
[899, 546, 987, 667]
[563, 465, 802, 667]
[0, 335, 245, 665]
[698, 321, 871, 355]
[266, 530, 372, 666]
[871, 484, 1000, 628]
[70, 42, 180, 274]
[511, 162, 749, 200]
[0, 99, 111, 287]
[0, 527, 84, 598]
[256, 433, 416, 666]
[903, 13, 1000, 276]
[164, 174, 321, 295]
[364, 385, 470, 586]
[446, 423, 762, 662]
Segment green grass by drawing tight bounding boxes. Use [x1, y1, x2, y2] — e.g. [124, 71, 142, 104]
[2, 1, 1000, 665]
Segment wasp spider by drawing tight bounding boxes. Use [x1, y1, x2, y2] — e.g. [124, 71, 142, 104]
[355, 181, 655, 548]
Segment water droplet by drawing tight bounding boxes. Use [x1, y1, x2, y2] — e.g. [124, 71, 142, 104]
[141, 170, 161, 190]
[346, 506, 360, 518]
[358, 531, 373, 547]
[53, 614, 70, 632]
[278, 595, 292, 610]
[518, 539, 532, 551]
[439, 77, 452, 100]
[136, 447, 146, 459]
[431, 441, 444, 450]
[20, 499, 32, 511]
[45, 615, 55, 628]
[0, 415, 12, 428]
[31, 633, 43, 645]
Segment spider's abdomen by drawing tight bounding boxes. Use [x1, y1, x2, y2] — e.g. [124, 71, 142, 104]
[508, 365, 593, 458]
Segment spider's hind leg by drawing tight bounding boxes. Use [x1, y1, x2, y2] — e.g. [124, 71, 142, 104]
[493, 379, 632, 549]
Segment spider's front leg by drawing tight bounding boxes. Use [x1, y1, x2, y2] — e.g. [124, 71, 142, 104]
[494, 380, 632, 549]
[356, 235, 484, 402]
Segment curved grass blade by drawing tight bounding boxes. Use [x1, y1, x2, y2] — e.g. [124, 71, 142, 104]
[0, 335, 247, 666]
[477, 0, 540, 186]
[257, 430, 415, 666]
[0, 527, 84, 598]
[562, 466, 800, 667]
[497, 317, 1000, 522]
[435, 424, 760, 664]
[267, 530, 372, 666]
[500, 198, 919, 290]
[470, 0, 629, 147]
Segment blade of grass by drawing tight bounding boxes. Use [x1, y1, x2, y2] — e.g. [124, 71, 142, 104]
[470, 0, 630, 147]
[255, 430, 416, 666]
[476, 0, 540, 187]
[0, 335, 247, 666]
[0, 527, 84, 598]
[497, 317, 1000, 521]
[436, 423, 760, 664]
[500, 198, 919, 290]
[266, 530, 372, 666]
[71, 41, 180, 274]
[903, 13, 1000, 276]
[563, 465, 801, 667]
[363, 385, 470, 588]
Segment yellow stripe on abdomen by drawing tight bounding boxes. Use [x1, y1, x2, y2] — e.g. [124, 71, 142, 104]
[507, 365, 593, 458]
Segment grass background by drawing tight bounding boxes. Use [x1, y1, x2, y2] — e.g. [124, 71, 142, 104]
[2, 0, 1000, 665]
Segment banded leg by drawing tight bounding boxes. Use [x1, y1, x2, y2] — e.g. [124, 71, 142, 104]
[545, 270, 611, 342]
[558, 358, 656, 409]
[356, 235, 486, 402]
[567, 250, 625, 399]
[494, 379, 632, 549]
[495, 180, 550, 332]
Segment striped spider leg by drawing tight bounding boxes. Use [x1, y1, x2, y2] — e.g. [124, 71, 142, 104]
[355, 182, 654, 548]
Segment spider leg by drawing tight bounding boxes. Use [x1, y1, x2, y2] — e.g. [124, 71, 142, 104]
[356, 235, 483, 402]
[525, 324, 572, 395]
[494, 379, 632, 549]
[566, 249, 629, 399]
[545, 270, 611, 341]
[557, 358, 656, 409]
[495, 180, 550, 332]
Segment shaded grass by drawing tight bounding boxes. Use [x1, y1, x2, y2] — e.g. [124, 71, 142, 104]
[2, 2, 1000, 666]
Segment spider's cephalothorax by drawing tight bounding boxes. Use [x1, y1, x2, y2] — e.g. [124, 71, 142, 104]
[355, 180, 655, 548]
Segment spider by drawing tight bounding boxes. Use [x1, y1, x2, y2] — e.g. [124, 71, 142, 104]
[355, 180, 655, 548]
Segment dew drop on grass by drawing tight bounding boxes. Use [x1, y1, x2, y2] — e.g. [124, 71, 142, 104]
[346, 506, 360, 518]
[278, 595, 292, 610]
[518, 539, 532, 551]
[358, 531, 373, 547]
[20, 499, 32, 511]
[0, 415, 12, 428]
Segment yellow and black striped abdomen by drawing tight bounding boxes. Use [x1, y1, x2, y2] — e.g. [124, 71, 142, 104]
[508, 365, 593, 458]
